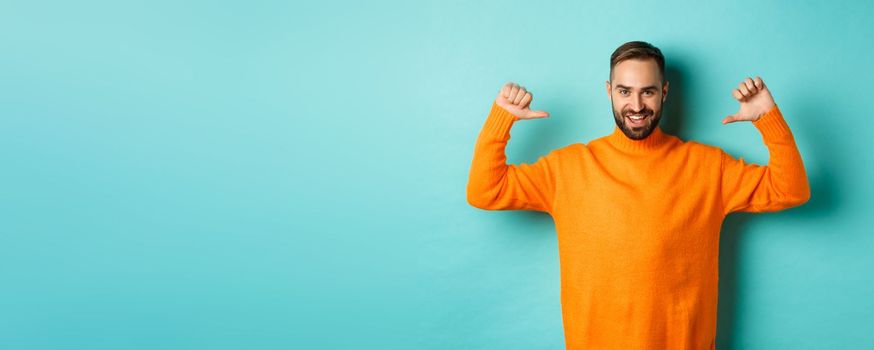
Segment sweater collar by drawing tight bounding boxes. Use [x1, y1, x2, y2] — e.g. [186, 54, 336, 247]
[606, 125, 672, 153]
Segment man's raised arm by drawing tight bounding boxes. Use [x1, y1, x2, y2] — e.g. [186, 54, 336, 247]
[466, 82, 559, 213]
[720, 76, 811, 214]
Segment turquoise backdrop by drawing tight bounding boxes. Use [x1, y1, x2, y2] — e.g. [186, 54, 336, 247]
[2, 1, 872, 349]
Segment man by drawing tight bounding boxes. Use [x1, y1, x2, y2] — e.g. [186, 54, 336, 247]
[466, 41, 810, 349]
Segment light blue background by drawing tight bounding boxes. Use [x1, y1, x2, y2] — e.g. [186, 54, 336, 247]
[1, 1, 872, 349]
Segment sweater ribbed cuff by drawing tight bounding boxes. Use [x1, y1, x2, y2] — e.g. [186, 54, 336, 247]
[482, 101, 518, 140]
[752, 104, 792, 141]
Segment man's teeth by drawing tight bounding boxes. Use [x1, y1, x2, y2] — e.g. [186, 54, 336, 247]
[628, 115, 645, 120]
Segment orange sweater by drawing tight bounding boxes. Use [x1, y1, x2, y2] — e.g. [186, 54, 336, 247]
[466, 101, 810, 349]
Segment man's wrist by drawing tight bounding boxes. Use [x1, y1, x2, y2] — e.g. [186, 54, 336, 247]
[753, 104, 779, 123]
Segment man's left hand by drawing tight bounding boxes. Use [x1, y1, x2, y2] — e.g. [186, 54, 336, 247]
[723, 76, 776, 124]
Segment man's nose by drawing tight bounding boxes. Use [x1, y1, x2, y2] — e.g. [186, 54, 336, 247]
[630, 94, 644, 111]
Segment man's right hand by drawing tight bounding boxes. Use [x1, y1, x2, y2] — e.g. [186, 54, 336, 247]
[495, 82, 550, 120]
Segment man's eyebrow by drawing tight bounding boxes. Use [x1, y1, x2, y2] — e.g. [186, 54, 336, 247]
[614, 84, 659, 91]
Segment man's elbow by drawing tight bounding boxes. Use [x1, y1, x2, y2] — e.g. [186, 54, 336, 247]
[466, 189, 490, 209]
[467, 196, 484, 209]
[796, 184, 812, 206]
[799, 183, 812, 205]
[782, 182, 811, 208]
[466, 183, 497, 210]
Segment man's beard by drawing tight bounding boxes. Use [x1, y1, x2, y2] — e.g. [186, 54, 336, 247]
[612, 101, 662, 140]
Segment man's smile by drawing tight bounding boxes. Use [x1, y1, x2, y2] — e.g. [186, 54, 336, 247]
[625, 113, 650, 127]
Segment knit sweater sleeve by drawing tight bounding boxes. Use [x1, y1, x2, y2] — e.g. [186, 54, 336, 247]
[466, 101, 559, 214]
[720, 105, 811, 214]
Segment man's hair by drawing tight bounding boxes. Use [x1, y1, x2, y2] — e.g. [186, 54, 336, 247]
[609, 41, 665, 83]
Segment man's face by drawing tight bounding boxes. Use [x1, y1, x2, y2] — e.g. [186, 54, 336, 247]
[606, 58, 669, 140]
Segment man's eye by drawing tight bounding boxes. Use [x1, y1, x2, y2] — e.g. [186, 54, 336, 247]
[619, 90, 629, 95]
[644, 91, 653, 96]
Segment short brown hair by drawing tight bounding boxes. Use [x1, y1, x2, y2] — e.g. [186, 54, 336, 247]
[609, 41, 665, 82]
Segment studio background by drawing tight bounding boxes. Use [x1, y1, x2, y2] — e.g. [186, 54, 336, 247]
[1, 1, 871, 349]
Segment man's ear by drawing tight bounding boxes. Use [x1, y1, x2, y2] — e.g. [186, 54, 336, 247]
[605, 80, 611, 97]
[662, 80, 670, 102]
